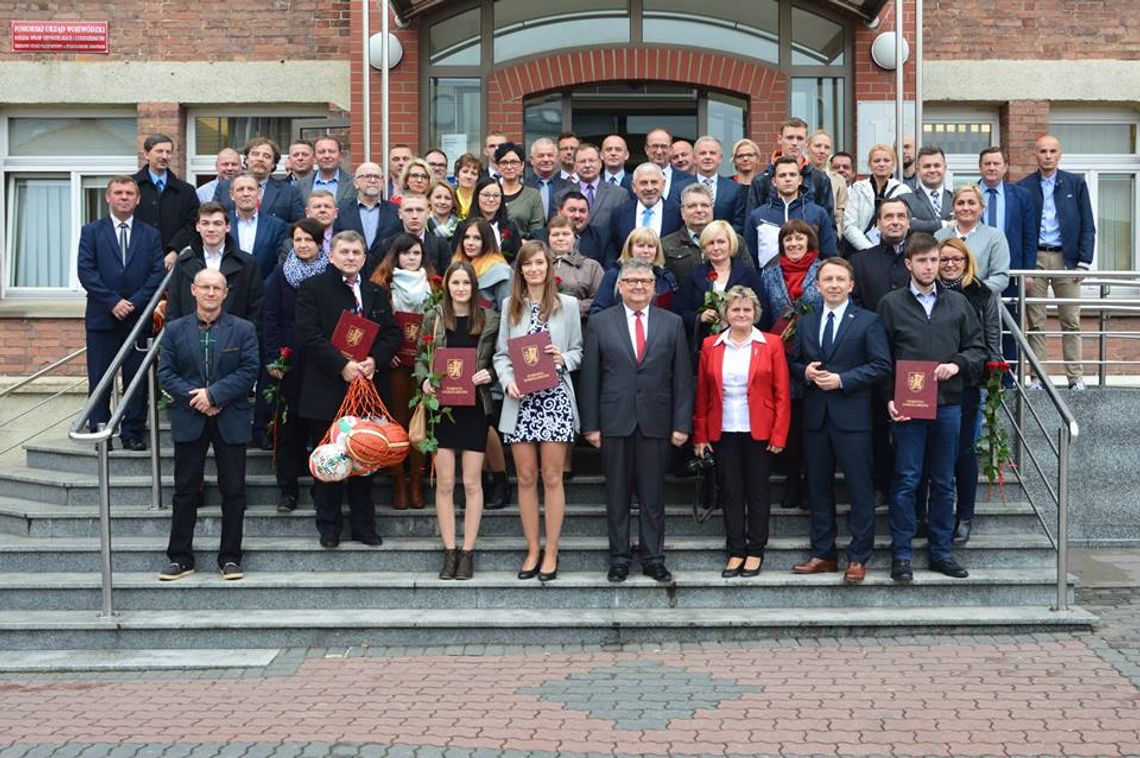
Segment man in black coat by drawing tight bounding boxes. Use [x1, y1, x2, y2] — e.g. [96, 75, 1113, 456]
[789, 257, 892, 584]
[372, 192, 451, 275]
[166, 202, 264, 339]
[580, 259, 694, 584]
[296, 230, 401, 548]
[132, 133, 199, 263]
[213, 137, 305, 225]
[333, 162, 403, 262]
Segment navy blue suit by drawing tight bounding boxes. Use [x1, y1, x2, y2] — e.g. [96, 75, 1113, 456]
[525, 173, 571, 220]
[677, 261, 771, 342]
[76, 216, 165, 441]
[214, 177, 304, 225]
[790, 303, 892, 564]
[333, 198, 403, 261]
[621, 169, 696, 204]
[608, 199, 683, 268]
[696, 175, 747, 234]
[158, 311, 260, 570]
[1017, 168, 1096, 269]
[230, 212, 290, 280]
[981, 180, 1038, 288]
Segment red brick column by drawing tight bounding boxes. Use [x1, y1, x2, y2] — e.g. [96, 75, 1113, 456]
[136, 103, 187, 175]
[1002, 100, 1051, 182]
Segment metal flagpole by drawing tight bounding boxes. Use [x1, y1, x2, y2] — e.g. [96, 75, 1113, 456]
[915, 0, 923, 152]
[381, 0, 390, 199]
[362, 0, 372, 160]
[894, 0, 905, 182]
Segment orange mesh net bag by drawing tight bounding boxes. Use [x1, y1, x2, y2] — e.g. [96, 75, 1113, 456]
[316, 376, 409, 474]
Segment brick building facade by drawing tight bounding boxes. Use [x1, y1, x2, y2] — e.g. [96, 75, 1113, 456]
[0, 0, 1137, 376]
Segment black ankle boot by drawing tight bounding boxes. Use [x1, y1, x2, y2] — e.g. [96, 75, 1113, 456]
[485, 471, 510, 510]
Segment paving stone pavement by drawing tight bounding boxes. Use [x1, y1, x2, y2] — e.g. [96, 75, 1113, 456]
[2, 589, 1139, 757]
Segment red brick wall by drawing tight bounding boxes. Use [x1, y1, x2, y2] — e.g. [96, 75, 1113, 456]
[0, 1, 352, 62]
[0, 320, 87, 377]
[1001, 101, 1052, 181]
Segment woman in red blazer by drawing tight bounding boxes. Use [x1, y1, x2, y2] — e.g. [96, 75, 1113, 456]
[693, 285, 791, 577]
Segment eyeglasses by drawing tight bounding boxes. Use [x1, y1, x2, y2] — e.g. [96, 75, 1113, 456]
[497, 159, 522, 168]
[940, 256, 966, 264]
[355, 173, 383, 181]
[407, 172, 431, 180]
[620, 278, 655, 287]
[480, 193, 502, 200]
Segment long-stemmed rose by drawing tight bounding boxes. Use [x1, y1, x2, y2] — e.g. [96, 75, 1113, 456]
[262, 346, 294, 464]
[977, 359, 1012, 500]
[698, 269, 727, 334]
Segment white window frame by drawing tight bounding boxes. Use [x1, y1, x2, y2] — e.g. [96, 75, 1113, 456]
[1049, 108, 1140, 274]
[186, 106, 338, 184]
[921, 106, 1001, 187]
[0, 109, 138, 299]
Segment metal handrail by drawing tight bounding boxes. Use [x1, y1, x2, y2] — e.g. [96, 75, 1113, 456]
[0, 348, 87, 399]
[68, 265, 174, 618]
[1002, 305, 1079, 612]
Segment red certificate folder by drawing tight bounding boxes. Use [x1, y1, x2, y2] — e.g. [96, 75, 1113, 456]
[433, 348, 478, 407]
[394, 311, 424, 364]
[331, 310, 379, 362]
[893, 360, 939, 420]
[508, 332, 560, 395]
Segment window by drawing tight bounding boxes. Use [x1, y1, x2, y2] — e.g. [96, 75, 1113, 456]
[1051, 123, 1135, 155]
[523, 93, 564, 152]
[494, 0, 628, 63]
[2, 114, 137, 295]
[429, 78, 483, 168]
[643, 0, 779, 64]
[1097, 174, 1134, 272]
[792, 7, 845, 66]
[186, 110, 338, 185]
[792, 78, 845, 149]
[922, 122, 993, 155]
[430, 6, 481, 66]
[706, 93, 747, 176]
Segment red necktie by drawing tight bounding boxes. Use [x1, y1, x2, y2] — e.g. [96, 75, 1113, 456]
[634, 310, 645, 363]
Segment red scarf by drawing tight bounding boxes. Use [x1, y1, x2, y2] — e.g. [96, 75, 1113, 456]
[779, 251, 818, 303]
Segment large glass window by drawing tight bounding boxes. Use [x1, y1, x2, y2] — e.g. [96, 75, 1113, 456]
[706, 93, 747, 177]
[792, 7, 845, 66]
[1051, 123, 1135, 154]
[430, 78, 483, 167]
[429, 6, 481, 66]
[922, 122, 993, 155]
[643, 0, 779, 64]
[7, 176, 71, 288]
[523, 93, 564, 152]
[494, 0, 628, 63]
[193, 116, 295, 156]
[1096, 174, 1134, 272]
[791, 77, 845, 148]
[8, 117, 136, 157]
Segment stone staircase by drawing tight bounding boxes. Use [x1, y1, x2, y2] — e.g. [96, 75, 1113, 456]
[0, 435, 1096, 649]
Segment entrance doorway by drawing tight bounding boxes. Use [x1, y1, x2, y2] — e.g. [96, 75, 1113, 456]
[524, 84, 746, 176]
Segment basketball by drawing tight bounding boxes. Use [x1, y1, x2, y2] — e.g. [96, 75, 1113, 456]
[344, 419, 410, 468]
[309, 443, 352, 482]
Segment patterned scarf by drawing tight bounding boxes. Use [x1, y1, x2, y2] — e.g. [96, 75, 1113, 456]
[283, 249, 329, 289]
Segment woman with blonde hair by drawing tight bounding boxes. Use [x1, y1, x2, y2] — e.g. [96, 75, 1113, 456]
[588, 227, 681, 315]
[933, 185, 1011, 294]
[396, 158, 435, 200]
[678, 220, 768, 343]
[493, 241, 583, 582]
[843, 143, 912, 252]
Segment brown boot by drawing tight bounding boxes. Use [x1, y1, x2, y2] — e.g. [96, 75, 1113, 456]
[454, 549, 474, 580]
[438, 548, 459, 580]
[407, 450, 426, 509]
[390, 468, 408, 510]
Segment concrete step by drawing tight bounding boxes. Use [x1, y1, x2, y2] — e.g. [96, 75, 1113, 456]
[0, 498, 1046, 540]
[0, 605, 1098, 649]
[0, 533, 1058, 572]
[0, 568, 1076, 612]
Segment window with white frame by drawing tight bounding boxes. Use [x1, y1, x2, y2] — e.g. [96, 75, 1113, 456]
[2, 113, 138, 295]
[921, 108, 1000, 189]
[1050, 109, 1140, 272]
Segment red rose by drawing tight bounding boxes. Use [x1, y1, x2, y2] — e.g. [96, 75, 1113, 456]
[422, 334, 434, 345]
[555, 276, 563, 285]
[429, 274, 444, 290]
[280, 346, 293, 359]
[706, 270, 718, 282]
[986, 360, 1010, 372]
[501, 228, 513, 241]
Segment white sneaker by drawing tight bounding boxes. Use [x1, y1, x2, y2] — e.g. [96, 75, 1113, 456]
[1069, 379, 1087, 392]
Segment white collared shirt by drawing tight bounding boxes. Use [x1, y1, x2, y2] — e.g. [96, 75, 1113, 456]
[715, 327, 767, 433]
[820, 299, 849, 346]
[203, 244, 225, 271]
[343, 273, 363, 311]
[622, 303, 649, 357]
[236, 212, 258, 255]
[661, 165, 674, 199]
[636, 199, 664, 236]
[910, 282, 937, 318]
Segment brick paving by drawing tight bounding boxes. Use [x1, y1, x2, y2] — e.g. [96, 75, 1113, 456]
[1, 591, 1138, 757]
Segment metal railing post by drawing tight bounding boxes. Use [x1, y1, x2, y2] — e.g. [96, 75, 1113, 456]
[1098, 283, 1109, 388]
[148, 338, 163, 510]
[1015, 274, 1027, 471]
[1055, 425, 1071, 612]
[96, 429, 115, 618]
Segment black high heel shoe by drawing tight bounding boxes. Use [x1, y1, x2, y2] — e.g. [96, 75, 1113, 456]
[517, 549, 543, 580]
[538, 556, 559, 582]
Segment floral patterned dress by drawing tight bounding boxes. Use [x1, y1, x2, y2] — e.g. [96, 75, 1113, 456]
[503, 301, 575, 444]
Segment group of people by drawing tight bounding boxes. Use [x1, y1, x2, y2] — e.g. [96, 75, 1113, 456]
[77, 124, 1093, 585]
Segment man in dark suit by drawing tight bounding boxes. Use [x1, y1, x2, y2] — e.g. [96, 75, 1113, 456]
[228, 174, 289, 280]
[166, 202, 264, 338]
[643, 127, 697, 204]
[903, 146, 954, 235]
[132, 133, 199, 266]
[156, 268, 260, 582]
[1017, 135, 1096, 391]
[789, 257, 892, 584]
[692, 136, 747, 234]
[373, 192, 451, 275]
[77, 176, 166, 450]
[333, 162, 403, 261]
[557, 143, 629, 242]
[580, 259, 694, 583]
[297, 135, 356, 207]
[296, 230, 402, 548]
[601, 135, 631, 187]
[214, 138, 304, 224]
[608, 163, 683, 265]
[533, 191, 608, 266]
[524, 137, 569, 220]
[978, 147, 1037, 365]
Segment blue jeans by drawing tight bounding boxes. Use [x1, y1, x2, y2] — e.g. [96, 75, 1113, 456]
[890, 404, 961, 562]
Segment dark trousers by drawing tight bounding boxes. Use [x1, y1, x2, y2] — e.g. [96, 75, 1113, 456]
[804, 423, 876, 564]
[916, 385, 982, 523]
[602, 429, 670, 569]
[307, 420, 378, 541]
[167, 417, 247, 568]
[870, 385, 894, 495]
[890, 404, 961, 562]
[716, 432, 773, 558]
[777, 399, 804, 481]
[274, 411, 308, 498]
[85, 327, 147, 441]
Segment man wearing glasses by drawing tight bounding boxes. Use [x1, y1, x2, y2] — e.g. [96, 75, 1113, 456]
[333, 162, 402, 261]
[580, 259, 694, 584]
